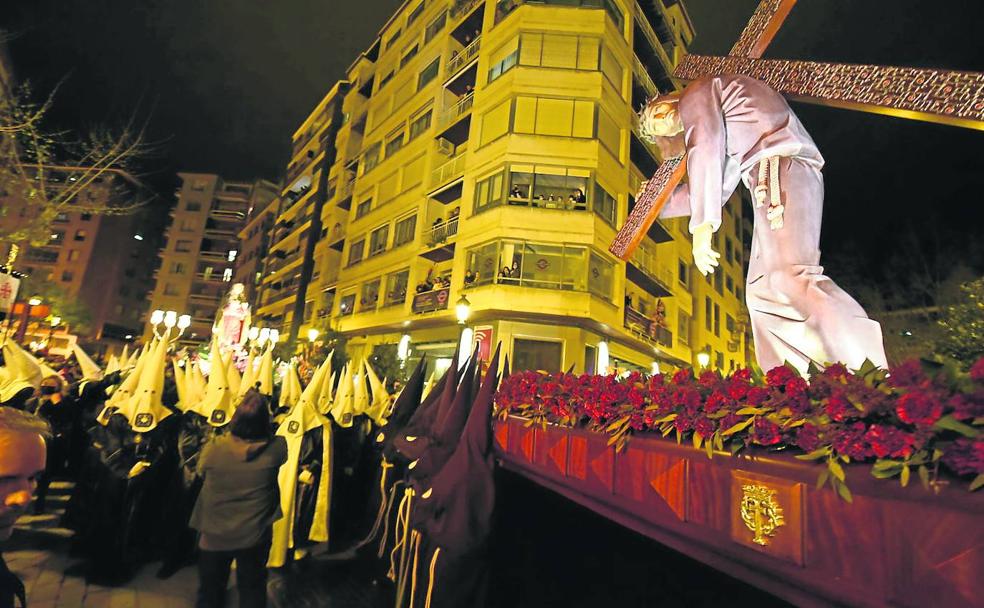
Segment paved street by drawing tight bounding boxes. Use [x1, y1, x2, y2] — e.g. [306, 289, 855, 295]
[5, 473, 788, 608]
[7, 481, 198, 607]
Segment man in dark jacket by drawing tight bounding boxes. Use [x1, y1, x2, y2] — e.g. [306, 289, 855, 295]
[0, 407, 50, 608]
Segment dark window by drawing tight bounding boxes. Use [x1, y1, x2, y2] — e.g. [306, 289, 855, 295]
[61, 271, 73, 282]
[409, 110, 432, 140]
[407, 2, 425, 25]
[348, 239, 365, 266]
[80, 212, 92, 221]
[74, 229, 87, 242]
[678, 259, 689, 287]
[513, 338, 563, 373]
[418, 58, 439, 90]
[400, 44, 419, 68]
[339, 293, 356, 316]
[186, 201, 202, 212]
[176, 239, 193, 252]
[356, 199, 372, 219]
[394, 214, 417, 246]
[425, 11, 447, 43]
[368, 225, 389, 257]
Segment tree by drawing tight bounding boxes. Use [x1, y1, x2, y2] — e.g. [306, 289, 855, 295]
[934, 277, 984, 369]
[0, 66, 154, 245]
[369, 343, 409, 391]
[16, 274, 91, 334]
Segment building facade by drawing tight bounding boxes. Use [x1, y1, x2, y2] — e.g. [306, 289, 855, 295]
[235, 195, 280, 303]
[0, 167, 161, 343]
[145, 173, 278, 343]
[270, 0, 749, 375]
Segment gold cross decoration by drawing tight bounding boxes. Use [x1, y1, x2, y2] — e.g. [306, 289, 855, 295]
[610, 0, 984, 260]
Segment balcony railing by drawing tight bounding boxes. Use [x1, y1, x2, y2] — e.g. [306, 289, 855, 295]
[632, 54, 658, 98]
[447, 36, 481, 75]
[450, 0, 482, 20]
[430, 153, 466, 188]
[624, 305, 673, 348]
[439, 93, 474, 128]
[627, 240, 675, 295]
[428, 215, 460, 245]
[411, 287, 450, 314]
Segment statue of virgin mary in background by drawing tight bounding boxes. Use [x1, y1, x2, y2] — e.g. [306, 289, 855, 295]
[213, 282, 251, 354]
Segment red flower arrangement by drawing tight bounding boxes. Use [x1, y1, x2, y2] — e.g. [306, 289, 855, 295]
[495, 358, 984, 501]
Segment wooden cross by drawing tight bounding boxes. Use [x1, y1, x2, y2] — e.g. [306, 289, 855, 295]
[610, 0, 984, 260]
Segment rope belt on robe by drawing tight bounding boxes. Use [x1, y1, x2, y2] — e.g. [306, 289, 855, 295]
[358, 458, 393, 549]
[378, 479, 403, 559]
[754, 155, 784, 230]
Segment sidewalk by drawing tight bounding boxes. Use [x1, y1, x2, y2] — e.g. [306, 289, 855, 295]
[7, 480, 197, 608]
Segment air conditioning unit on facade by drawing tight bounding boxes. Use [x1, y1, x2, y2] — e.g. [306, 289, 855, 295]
[437, 138, 455, 156]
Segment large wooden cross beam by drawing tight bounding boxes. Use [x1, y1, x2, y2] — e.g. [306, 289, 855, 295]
[610, 0, 984, 260]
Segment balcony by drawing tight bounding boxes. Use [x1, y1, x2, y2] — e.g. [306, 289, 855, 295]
[427, 215, 459, 246]
[624, 305, 673, 348]
[411, 287, 450, 314]
[200, 250, 229, 262]
[625, 241, 674, 298]
[430, 153, 466, 190]
[436, 92, 474, 146]
[447, 36, 480, 77]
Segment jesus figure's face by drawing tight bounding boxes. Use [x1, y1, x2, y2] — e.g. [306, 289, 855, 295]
[639, 101, 684, 140]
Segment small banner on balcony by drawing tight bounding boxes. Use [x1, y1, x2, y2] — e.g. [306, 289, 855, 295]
[411, 287, 450, 314]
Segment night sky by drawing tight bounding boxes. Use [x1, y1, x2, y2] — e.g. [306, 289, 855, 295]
[5, 0, 983, 283]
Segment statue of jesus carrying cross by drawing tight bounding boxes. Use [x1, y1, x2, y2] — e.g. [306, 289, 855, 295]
[616, 0, 984, 375]
[639, 75, 886, 374]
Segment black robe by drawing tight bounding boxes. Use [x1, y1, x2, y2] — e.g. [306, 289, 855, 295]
[405, 350, 503, 607]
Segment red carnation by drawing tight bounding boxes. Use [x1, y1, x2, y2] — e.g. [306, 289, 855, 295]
[794, 423, 821, 452]
[698, 370, 720, 388]
[745, 387, 770, 406]
[942, 438, 984, 476]
[820, 363, 849, 382]
[970, 358, 984, 383]
[864, 424, 915, 459]
[694, 416, 716, 438]
[948, 392, 984, 421]
[784, 377, 808, 396]
[830, 422, 872, 460]
[705, 391, 729, 414]
[672, 369, 693, 385]
[731, 368, 753, 384]
[766, 365, 797, 387]
[752, 417, 782, 446]
[888, 360, 929, 389]
[895, 390, 944, 426]
[825, 393, 854, 422]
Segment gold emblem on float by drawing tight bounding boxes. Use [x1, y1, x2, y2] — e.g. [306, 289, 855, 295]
[740, 483, 785, 546]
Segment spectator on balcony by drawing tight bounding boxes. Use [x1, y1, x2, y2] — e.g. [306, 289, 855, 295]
[569, 188, 586, 207]
[510, 185, 524, 200]
[449, 207, 460, 220]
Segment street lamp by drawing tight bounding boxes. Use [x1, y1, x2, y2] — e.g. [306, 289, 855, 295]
[697, 350, 711, 369]
[307, 328, 320, 343]
[455, 294, 471, 325]
[28, 296, 42, 307]
[150, 308, 191, 344]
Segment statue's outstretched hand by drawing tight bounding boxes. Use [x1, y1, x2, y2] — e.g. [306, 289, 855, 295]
[692, 222, 720, 276]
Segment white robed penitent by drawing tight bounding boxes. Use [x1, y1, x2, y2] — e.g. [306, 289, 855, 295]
[268, 356, 334, 568]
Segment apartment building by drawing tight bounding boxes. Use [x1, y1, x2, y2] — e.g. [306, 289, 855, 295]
[145, 173, 278, 343]
[272, 0, 749, 375]
[234, 195, 279, 302]
[0, 167, 162, 342]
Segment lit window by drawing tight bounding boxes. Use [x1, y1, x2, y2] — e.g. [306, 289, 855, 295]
[222, 268, 233, 282]
[74, 229, 87, 242]
[228, 250, 238, 262]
